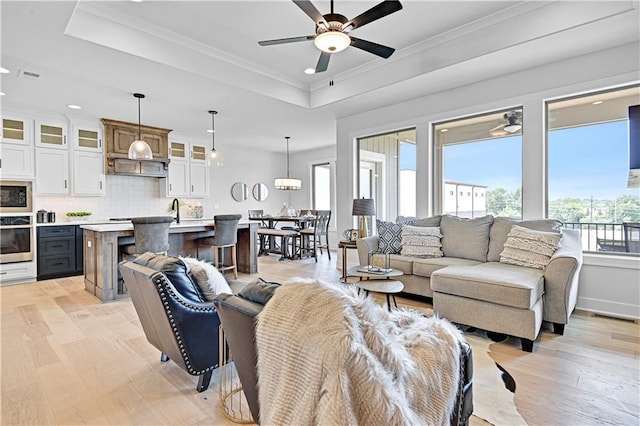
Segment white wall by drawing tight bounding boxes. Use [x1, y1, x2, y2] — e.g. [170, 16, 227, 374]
[336, 42, 640, 319]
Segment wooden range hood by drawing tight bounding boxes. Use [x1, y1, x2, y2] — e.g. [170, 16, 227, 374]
[101, 118, 172, 177]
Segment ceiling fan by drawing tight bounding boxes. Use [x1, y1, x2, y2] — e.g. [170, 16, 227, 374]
[489, 111, 523, 136]
[258, 0, 403, 73]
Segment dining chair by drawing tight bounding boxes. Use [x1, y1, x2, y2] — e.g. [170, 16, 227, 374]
[298, 210, 331, 262]
[195, 214, 242, 279]
[248, 209, 269, 253]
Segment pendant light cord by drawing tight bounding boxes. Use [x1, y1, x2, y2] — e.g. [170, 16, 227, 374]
[285, 136, 291, 178]
[209, 110, 217, 151]
[137, 96, 141, 140]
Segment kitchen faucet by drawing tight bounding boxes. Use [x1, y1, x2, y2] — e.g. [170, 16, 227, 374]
[171, 198, 180, 224]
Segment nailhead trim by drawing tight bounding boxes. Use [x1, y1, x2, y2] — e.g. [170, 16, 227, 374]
[152, 275, 217, 375]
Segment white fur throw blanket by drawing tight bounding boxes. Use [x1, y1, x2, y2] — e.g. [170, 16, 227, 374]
[255, 279, 463, 425]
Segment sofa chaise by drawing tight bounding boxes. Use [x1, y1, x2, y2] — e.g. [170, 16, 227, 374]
[357, 215, 583, 352]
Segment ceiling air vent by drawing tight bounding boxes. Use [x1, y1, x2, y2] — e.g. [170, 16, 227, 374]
[17, 69, 40, 79]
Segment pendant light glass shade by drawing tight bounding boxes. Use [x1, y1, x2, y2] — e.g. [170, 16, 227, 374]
[275, 136, 301, 190]
[207, 110, 223, 167]
[128, 93, 153, 160]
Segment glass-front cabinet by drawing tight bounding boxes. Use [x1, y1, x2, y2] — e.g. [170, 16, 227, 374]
[71, 119, 103, 152]
[164, 136, 209, 198]
[1, 114, 30, 144]
[35, 118, 67, 149]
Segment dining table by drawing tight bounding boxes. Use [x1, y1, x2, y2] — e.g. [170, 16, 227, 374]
[248, 215, 315, 229]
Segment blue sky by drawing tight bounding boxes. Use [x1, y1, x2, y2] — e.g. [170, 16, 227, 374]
[431, 120, 638, 200]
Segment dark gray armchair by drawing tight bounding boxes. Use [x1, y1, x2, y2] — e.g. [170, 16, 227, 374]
[119, 252, 222, 392]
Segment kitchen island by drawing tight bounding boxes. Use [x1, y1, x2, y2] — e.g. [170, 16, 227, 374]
[81, 220, 258, 302]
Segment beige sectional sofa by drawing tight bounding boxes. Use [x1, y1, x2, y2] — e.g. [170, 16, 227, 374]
[356, 215, 583, 352]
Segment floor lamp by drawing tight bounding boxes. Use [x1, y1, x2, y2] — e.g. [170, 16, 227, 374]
[352, 198, 376, 238]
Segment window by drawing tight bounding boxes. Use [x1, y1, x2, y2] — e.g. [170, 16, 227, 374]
[357, 128, 416, 221]
[312, 162, 331, 210]
[434, 108, 523, 219]
[547, 85, 640, 254]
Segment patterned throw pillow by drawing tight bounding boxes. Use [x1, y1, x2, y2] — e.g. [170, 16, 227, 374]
[377, 220, 403, 254]
[499, 225, 562, 270]
[401, 225, 443, 257]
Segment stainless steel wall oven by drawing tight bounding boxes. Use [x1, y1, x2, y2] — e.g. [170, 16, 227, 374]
[0, 216, 34, 264]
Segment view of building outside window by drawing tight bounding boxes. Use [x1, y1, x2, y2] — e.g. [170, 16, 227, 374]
[434, 108, 523, 219]
[358, 129, 416, 222]
[547, 85, 640, 254]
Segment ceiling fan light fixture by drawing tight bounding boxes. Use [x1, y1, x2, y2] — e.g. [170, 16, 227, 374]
[503, 123, 522, 133]
[314, 31, 350, 53]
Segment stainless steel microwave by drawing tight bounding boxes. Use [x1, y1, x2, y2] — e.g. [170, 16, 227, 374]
[0, 181, 33, 213]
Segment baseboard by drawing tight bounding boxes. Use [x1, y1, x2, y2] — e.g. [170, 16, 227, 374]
[576, 297, 640, 321]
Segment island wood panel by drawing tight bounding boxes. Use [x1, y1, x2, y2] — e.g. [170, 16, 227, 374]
[82, 222, 258, 302]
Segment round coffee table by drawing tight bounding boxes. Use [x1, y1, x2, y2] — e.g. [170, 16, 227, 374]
[347, 266, 404, 311]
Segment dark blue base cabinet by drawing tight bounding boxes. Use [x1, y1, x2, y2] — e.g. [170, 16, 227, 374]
[37, 225, 84, 280]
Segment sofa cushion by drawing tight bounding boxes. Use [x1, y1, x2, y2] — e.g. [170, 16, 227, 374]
[412, 257, 481, 278]
[132, 252, 206, 303]
[487, 217, 563, 262]
[500, 225, 562, 270]
[401, 225, 443, 257]
[396, 216, 418, 224]
[371, 253, 414, 274]
[440, 215, 494, 262]
[431, 262, 544, 309]
[376, 220, 403, 254]
[412, 215, 442, 227]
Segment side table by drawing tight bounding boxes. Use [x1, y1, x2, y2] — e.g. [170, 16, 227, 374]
[338, 240, 358, 282]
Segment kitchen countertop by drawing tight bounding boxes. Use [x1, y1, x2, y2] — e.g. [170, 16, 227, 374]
[80, 219, 251, 232]
[36, 217, 210, 227]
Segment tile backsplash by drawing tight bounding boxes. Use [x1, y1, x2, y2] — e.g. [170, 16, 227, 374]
[35, 175, 182, 221]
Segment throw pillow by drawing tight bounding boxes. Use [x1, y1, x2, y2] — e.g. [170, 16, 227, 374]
[487, 217, 563, 262]
[499, 225, 562, 270]
[440, 215, 494, 262]
[401, 225, 443, 257]
[180, 256, 232, 301]
[396, 215, 418, 224]
[376, 220, 403, 254]
[238, 278, 281, 305]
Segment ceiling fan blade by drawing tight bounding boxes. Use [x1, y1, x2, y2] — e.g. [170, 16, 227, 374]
[293, 0, 328, 27]
[350, 37, 395, 59]
[343, 0, 403, 31]
[315, 51, 331, 73]
[258, 35, 315, 46]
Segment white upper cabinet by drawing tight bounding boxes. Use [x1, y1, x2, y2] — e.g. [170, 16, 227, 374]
[72, 120, 103, 152]
[0, 143, 34, 179]
[72, 151, 105, 196]
[35, 118, 67, 149]
[1, 113, 31, 145]
[35, 148, 69, 195]
[163, 135, 209, 198]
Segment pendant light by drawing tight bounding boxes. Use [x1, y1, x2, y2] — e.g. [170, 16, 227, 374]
[274, 136, 301, 190]
[128, 93, 153, 160]
[207, 110, 222, 167]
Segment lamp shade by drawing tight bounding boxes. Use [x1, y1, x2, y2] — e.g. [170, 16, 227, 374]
[274, 177, 302, 191]
[352, 198, 376, 216]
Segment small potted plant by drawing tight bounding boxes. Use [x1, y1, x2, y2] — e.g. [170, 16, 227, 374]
[66, 211, 92, 221]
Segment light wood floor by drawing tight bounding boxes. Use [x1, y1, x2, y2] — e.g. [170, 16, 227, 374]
[1, 253, 638, 425]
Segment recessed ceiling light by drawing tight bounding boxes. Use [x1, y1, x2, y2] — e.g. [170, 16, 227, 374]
[0, 67, 9, 74]
[440, 128, 449, 132]
[67, 104, 82, 110]
[304, 68, 315, 75]
[131, 0, 143, 2]
[592, 100, 604, 105]
[0, 92, 5, 96]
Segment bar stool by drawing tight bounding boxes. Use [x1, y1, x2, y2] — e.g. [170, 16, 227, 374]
[195, 214, 241, 279]
[121, 216, 174, 257]
[119, 216, 174, 293]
